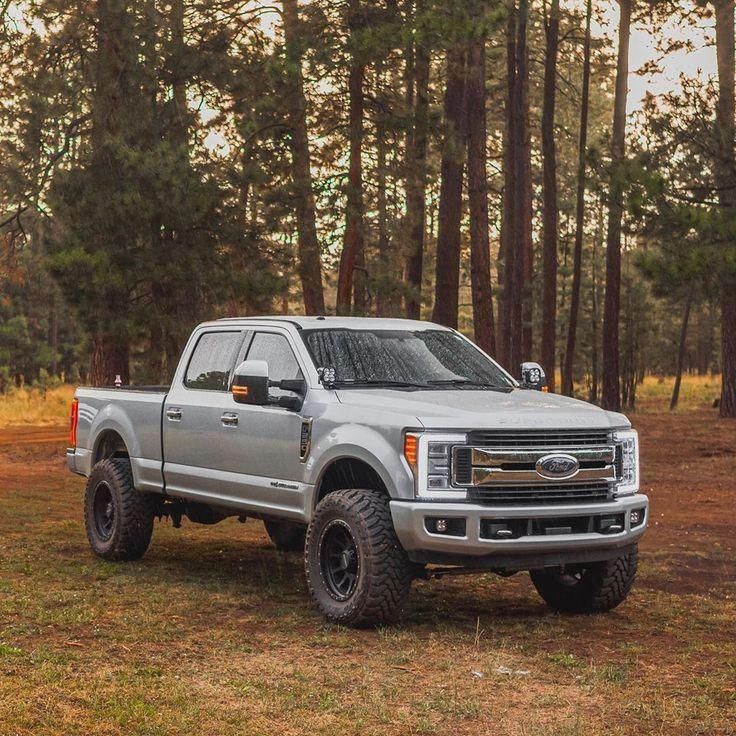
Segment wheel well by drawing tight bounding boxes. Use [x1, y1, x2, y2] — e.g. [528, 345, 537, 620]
[316, 458, 388, 504]
[94, 430, 129, 465]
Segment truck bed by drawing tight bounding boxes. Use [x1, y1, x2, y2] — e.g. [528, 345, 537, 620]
[71, 386, 169, 494]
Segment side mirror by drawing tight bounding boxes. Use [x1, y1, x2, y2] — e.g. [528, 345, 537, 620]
[520, 362, 547, 391]
[232, 360, 270, 405]
[231, 360, 307, 410]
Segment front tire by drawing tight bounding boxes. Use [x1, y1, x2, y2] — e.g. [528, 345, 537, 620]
[264, 519, 306, 552]
[305, 489, 413, 627]
[530, 545, 639, 613]
[84, 458, 155, 561]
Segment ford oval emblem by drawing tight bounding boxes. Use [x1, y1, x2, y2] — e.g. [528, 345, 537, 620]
[536, 453, 580, 480]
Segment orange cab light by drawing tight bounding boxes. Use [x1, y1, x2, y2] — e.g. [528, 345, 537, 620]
[69, 398, 79, 448]
[404, 434, 419, 469]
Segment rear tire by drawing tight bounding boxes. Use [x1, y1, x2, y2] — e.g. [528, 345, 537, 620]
[305, 489, 413, 627]
[264, 519, 306, 552]
[530, 545, 639, 613]
[84, 458, 155, 561]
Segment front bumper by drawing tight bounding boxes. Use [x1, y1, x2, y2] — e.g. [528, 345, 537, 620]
[390, 494, 648, 570]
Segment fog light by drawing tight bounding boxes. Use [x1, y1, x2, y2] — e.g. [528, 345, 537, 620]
[435, 519, 448, 533]
[630, 509, 644, 527]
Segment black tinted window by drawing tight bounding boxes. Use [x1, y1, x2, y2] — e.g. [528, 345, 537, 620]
[185, 332, 242, 391]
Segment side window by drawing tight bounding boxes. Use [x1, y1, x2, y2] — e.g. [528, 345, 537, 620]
[247, 332, 303, 394]
[184, 331, 242, 391]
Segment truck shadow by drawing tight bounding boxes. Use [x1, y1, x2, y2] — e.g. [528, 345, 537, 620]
[142, 527, 555, 632]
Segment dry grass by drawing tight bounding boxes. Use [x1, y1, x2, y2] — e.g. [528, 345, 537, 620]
[0, 411, 734, 735]
[0, 386, 75, 428]
[635, 374, 722, 413]
[0, 375, 724, 432]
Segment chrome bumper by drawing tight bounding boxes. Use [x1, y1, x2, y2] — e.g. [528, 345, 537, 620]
[390, 494, 648, 569]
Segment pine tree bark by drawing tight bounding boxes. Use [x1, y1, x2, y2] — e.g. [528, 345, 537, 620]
[405, 0, 430, 320]
[90, 334, 130, 387]
[171, 0, 187, 148]
[89, 0, 132, 385]
[541, 0, 560, 392]
[518, 0, 533, 362]
[337, 0, 366, 315]
[563, 0, 593, 396]
[601, 0, 632, 411]
[714, 0, 736, 417]
[432, 47, 468, 329]
[282, 0, 326, 316]
[467, 23, 495, 354]
[670, 287, 694, 411]
[499, 0, 518, 367]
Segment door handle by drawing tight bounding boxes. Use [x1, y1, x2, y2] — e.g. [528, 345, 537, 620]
[221, 412, 239, 428]
[166, 407, 182, 422]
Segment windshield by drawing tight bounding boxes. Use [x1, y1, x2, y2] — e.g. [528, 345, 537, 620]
[301, 328, 514, 389]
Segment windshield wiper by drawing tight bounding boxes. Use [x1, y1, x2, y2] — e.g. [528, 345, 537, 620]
[333, 379, 431, 389]
[427, 378, 512, 391]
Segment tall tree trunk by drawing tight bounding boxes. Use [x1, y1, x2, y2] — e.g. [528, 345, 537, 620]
[90, 335, 130, 387]
[282, 0, 326, 316]
[541, 0, 560, 391]
[467, 21, 495, 354]
[375, 70, 390, 317]
[563, 0, 593, 396]
[48, 293, 58, 376]
[499, 0, 517, 367]
[432, 47, 467, 328]
[89, 0, 132, 385]
[714, 0, 736, 417]
[518, 0, 533, 361]
[405, 0, 430, 320]
[171, 0, 187, 148]
[601, 0, 632, 411]
[671, 287, 694, 411]
[337, 0, 366, 315]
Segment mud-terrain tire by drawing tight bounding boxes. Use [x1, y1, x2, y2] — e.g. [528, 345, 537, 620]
[530, 545, 639, 613]
[264, 519, 306, 552]
[305, 489, 413, 627]
[84, 458, 155, 561]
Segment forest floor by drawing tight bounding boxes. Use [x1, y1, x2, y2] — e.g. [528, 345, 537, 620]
[0, 397, 734, 734]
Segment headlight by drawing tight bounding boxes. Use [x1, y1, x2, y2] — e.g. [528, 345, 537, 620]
[613, 429, 639, 496]
[405, 432, 467, 500]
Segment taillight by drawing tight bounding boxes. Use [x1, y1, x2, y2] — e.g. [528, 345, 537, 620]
[69, 398, 79, 448]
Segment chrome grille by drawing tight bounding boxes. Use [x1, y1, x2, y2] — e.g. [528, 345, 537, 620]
[453, 429, 618, 505]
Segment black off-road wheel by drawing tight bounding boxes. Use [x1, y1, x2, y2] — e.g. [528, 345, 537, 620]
[264, 519, 306, 552]
[305, 489, 413, 627]
[84, 458, 155, 561]
[530, 545, 639, 614]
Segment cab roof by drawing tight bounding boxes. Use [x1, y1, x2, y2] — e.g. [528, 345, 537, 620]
[213, 316, 452, 331]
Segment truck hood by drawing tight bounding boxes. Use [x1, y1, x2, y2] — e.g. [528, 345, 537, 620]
[334, 388, 629, 431]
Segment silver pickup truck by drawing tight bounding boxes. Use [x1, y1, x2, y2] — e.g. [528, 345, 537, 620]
[67, 316, 647, 626]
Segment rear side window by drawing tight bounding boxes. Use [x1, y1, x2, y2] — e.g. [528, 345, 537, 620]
[184, 332, 242, 391]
